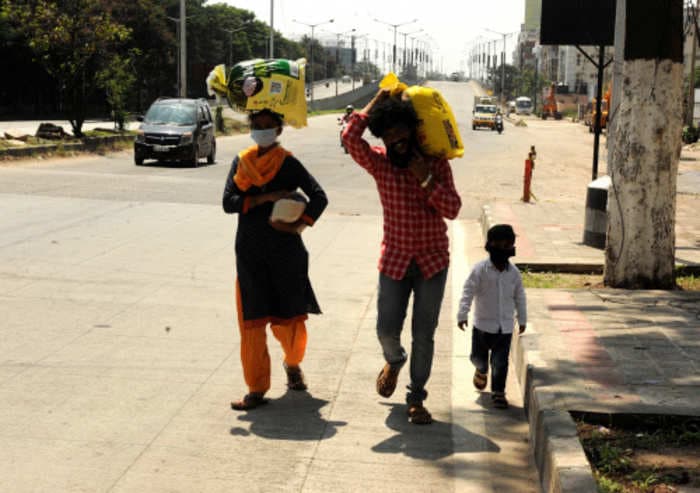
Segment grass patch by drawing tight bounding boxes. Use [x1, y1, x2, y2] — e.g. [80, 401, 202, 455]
[575, 414, 700, 493]
[521, 271, 602, 289]
[216, 117, 249, 136]
[521, 270, 700, 291]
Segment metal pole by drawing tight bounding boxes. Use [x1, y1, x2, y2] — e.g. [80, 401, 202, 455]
[501, 33, 506, 105]
[269, 0, 274, 58]
[180, 0, 186, 97]
[310, 25, 315, 105]
[592, 45, 605, 180]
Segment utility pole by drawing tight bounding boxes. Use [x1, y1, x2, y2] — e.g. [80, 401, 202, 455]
[269, 0, 274, 58]
[179, 0, 186, 97]
[293, 18, 334, 107]
[374, 18, 417, 74]
[605, 0, 684, 289]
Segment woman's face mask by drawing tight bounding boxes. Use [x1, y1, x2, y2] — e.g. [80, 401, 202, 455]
[250, 128, 278, 147]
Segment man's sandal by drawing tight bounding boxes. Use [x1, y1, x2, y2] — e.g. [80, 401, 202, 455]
[491, 392, 509, 409]
[231, 393, 268, 411]
[376, 363, 402, 398]
[473, 369, 487, 390]
[407, 404, 433, 425]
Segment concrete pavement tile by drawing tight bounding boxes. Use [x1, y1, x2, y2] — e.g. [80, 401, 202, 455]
[136, 280, 234, 311]
[110, 447, 310, 493]
[106, 303, 235, 342]
[0, 436, 143, 493]
[0, 367, 200, 443]
[39, 332, 232, 379]
[302, 458, 458, 493]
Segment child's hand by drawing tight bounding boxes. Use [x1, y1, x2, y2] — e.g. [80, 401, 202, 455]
[457, 319, 468, 331]
[519, 325, 526, 334]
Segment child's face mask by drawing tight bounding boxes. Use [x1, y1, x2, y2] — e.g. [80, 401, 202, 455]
[486, 244, 516, 264]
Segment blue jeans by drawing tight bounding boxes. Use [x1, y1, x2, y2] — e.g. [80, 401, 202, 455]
[470, 327, 513, 393]
[377, 261, 448, 405]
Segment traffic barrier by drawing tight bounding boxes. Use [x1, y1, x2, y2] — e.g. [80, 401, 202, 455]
[582, 175, 611, 249]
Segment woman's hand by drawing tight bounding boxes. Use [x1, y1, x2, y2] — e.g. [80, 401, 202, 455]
[361, 88, 391, 115]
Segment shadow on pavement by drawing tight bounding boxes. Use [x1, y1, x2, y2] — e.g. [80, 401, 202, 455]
[229, 391, 347, 441]
[371, 403, 500, 460]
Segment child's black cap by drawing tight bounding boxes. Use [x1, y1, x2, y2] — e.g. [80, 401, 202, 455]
[486, 224, 516, 243]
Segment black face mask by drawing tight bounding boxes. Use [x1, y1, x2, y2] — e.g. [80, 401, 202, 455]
[487, 245, 516, 264]
[387, 137, 416, 168]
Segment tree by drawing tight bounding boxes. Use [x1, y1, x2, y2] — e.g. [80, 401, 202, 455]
[487, 64, 519, 100]
[605, 0, 684, 288]
[106, 0, 175, 109]
[95, 52, 138, 130]
[1, 0, 132, 136]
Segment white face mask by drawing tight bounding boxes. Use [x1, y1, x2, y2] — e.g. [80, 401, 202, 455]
[250, 128, 278, 147]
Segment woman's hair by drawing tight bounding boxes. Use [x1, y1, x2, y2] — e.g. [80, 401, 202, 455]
[367, 97, 419, 138]
[248, 109, 284, 126]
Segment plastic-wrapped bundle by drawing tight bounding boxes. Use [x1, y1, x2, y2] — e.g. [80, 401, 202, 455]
[379, 73, 464, 159]
[206, 58, 307, 128]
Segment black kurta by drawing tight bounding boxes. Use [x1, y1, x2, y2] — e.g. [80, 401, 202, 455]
[223, 153, 328, 327]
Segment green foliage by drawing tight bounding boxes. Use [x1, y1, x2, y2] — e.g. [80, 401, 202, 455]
[1, 0, 132, 136]
[595, 474, 624, 493]
[486, 64, 519, 99]
[514, 67, 547, 100]
[682, 124, 699, 144]
[95, 52, 138, 130]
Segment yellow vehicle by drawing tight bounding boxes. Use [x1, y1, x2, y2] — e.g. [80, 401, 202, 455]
[472, 103, 498, 130]
[588, 86, 611, 133]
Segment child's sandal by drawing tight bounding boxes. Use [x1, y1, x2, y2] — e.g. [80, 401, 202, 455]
[491, 392, 509, 409]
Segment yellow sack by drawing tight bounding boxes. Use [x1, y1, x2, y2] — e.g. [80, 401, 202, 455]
[206, 59, 307, 129]
[379, 73, 464, 160]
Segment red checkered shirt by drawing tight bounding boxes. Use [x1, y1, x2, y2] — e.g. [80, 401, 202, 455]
[342, 112, 462, 280]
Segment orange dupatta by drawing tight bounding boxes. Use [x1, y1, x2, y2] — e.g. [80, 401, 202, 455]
[233, 144, 292, 191]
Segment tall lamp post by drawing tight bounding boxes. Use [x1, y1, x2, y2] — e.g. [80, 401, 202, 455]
[222, 22, 252, 69]
[484, 28, 514, 106]
[179, 0, 186, 97]
[398, 28, 422, 76]
[326, 28, 355, 96]
[293, 18, 334, 106]
[374, 18, 417, 74]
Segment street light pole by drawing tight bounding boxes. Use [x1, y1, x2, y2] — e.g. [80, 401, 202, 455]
[328, 28, 355, 96]
[293, 18, 334, 107]
[374, 18, 417, 74]
[223, 23, 251, 69]
[166, 16, 180, 96]
[179, 0, 186, 97]
[269, 0, 274, 58]
[484, 28, 514, 106]
[398, 28, 422, 76]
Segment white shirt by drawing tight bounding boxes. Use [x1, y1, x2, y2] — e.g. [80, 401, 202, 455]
[457, 259, 527, 334]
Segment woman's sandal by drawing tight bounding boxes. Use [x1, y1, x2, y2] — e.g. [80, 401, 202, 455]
[473, 369, 487, 390]
[284, 364, 307, 391]
[231, 393, 268, 411]
[407, 404, 433, 425]
[491, 392, 509, 409]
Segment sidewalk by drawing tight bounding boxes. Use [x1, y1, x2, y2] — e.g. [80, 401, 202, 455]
[481, 190, 700, 491]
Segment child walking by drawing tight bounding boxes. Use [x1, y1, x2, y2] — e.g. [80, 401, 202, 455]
[457, 224, 527, 409]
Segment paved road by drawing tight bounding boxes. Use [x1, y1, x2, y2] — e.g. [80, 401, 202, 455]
[0, 81, 567, 492]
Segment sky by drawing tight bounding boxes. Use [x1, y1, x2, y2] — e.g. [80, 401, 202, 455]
[211, 0, 526, 74]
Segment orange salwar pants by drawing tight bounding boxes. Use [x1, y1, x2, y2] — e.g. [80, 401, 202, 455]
[236, 280, 308, 394]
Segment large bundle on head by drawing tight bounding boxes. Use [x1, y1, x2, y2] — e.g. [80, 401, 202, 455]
[207, 58, 307, 128]
[380, 73, 464, 159]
